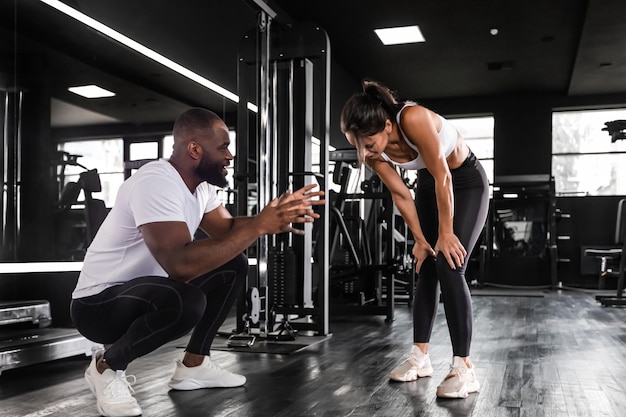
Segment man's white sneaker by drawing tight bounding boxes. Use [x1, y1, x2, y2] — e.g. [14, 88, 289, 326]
[389, 345, 434, 382]
[84, 351, 142, 417]
[168, 356, 246, 390]
[436, 356, 480, 398]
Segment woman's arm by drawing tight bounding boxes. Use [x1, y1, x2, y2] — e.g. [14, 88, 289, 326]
[400, 106, 466, 269]
[369, 158, 435, 272]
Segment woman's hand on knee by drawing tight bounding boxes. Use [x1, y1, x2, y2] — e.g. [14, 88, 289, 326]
[412, 240, 436, 273]
[434, 233, 467, 270]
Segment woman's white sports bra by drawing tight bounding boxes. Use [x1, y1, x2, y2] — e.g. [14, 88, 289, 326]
[380, 103, 458, 170]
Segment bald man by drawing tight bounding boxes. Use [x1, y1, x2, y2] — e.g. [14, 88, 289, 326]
[70, 108, 324, 417]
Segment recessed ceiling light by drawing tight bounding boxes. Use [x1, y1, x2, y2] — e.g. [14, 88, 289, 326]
[374, 25, 425, 45]
[68, 84, 116, 98]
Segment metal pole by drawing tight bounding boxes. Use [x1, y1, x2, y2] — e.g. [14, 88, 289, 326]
[2, 89, 22, 261]
[257, 10, 272, 336]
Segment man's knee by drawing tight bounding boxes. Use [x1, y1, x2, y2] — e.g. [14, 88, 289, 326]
[177, 285, 207, 326]
[229, 253, 249, 284]
[231, 253, 248, 272]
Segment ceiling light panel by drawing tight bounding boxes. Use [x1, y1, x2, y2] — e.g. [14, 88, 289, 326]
[374, 25, 425, 45]
[68, 84, 116, 98]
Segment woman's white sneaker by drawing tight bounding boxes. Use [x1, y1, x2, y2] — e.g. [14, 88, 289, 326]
[436, 356, 480, 398]
[389, 345, 434, 382]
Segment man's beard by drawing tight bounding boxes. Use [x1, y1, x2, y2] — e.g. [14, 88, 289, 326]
[196, 157, 228, 188]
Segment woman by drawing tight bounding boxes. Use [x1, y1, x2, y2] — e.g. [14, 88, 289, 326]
[340, 81, 489, 398]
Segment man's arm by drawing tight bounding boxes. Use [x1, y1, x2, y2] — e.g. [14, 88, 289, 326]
[140, 219, 260, 282]
[198, 204, 247, 238]
[141, 185, 324, 282]
[199, 185, 323, 238]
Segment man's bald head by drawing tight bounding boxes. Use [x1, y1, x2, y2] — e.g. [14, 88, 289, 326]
[168, 108, 232, 189]
[172, 108, 223, 147]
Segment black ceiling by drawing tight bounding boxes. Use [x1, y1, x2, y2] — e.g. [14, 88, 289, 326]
[2, 0, 626, 144]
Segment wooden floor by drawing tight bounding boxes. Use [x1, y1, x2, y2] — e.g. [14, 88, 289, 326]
[2, 289, 626, 417]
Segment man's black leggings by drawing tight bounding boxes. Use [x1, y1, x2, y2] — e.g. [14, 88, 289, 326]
[413, 151, 489, 357]
[70, 253, 248, 371]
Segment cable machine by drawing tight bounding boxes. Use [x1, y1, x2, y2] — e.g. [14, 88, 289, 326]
[234, 1, 330, 339]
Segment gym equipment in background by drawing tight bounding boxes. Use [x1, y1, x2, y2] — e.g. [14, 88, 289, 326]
[231, 0, 331, 342]
[486, 175, 558, 288]
[602, 119, 626, 142]
[584, 198, 626, 306]
[53, 152, 110, 260]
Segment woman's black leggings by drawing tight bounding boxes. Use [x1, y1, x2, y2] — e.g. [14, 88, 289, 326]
[413, 151, 489, 357]
[70, 253, 248, 371]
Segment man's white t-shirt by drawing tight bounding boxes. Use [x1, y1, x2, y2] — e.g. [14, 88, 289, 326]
[72, 159, 221, 299]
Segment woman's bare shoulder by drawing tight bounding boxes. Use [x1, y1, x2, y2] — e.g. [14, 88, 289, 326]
[399, 105, 439, 140]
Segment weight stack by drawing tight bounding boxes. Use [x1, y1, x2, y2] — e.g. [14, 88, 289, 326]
[268, 247, 299, 307]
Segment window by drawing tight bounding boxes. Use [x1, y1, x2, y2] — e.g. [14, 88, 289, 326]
[163, 134, 174, 157]
[58, 135, 176, 207]
[451, 116, 495, 185]
[219, 130, 237, 206]
[129, 141, 158, 160]
[125, 139, 161, 177]
[552, 108, 626, 196]
[58, 139, 124, 207]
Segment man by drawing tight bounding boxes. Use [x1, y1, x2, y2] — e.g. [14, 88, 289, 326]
[70, 108, 324, 417]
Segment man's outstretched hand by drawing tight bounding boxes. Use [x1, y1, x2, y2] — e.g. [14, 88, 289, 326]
[256, 184, 325, 235]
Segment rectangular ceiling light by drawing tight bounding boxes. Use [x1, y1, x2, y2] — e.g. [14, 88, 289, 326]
[375, 25, 425, 45]
[68, 84, 116, 98]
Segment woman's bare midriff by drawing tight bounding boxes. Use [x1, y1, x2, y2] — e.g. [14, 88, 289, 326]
[446, 134, 470, 169]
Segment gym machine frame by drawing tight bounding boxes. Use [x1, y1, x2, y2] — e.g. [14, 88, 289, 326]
[234, 3, 330, 339]
[485, 174, 558, 288]
[329, 173, 398, 322]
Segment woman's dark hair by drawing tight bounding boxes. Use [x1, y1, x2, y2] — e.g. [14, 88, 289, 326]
[340, 80, 403, 139]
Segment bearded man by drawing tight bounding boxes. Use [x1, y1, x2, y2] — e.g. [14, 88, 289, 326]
[70, 108, 324, 417]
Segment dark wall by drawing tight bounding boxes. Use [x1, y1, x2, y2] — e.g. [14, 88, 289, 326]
[556, 196, 624, 288]
[1, 55, 57, 262]
[18, 58, 56, 261]
[492, 97, 552, 176]
[328, 61, 361, 149]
